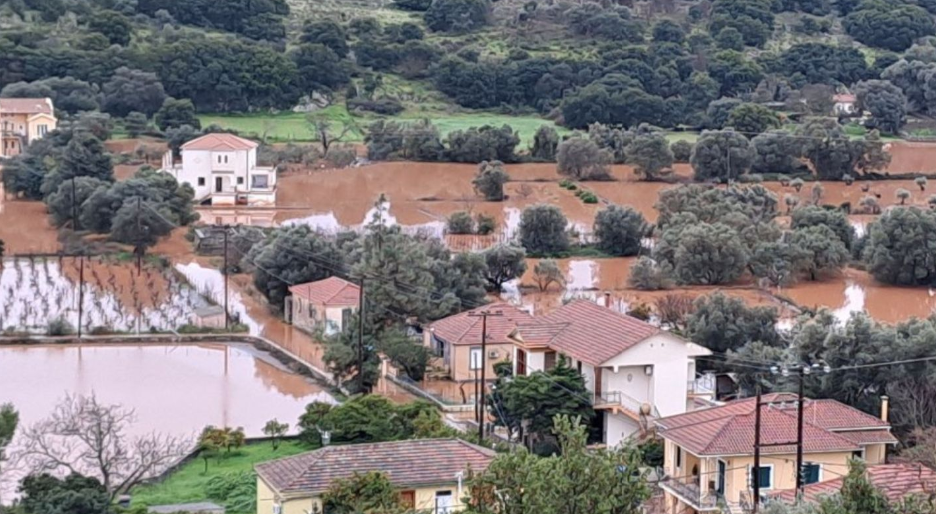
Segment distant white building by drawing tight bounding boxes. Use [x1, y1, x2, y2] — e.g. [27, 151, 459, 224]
[833, 93, 858, 116]
[160, 133, 276, 206]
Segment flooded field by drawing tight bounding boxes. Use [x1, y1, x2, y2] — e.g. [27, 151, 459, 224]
[174, 258, 416, 403]
[499, 257, 936, 323]
[0, 257, 212, 334]
[0, 342, 334, 496]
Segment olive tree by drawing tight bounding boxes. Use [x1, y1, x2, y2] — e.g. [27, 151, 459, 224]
[557, 138, 612, 181]
[593, 205, 649, 256]
[472, 160, 510, 201]
[854, 79, 908, 135]
[482, 243, 527, 291]
[628, 257, 675, 290]
[519, 204, 570, 256]
[864, 207, 936, 285]
[672, 222, 749, 284]
[625, 133, 674, 180]
[791, 205, 855, 249]
[789, 225, 850, 280]
[531, 125, 559, 161]
[691, 129, 754, 182]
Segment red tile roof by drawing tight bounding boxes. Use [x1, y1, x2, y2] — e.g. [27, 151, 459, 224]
[429, 303, 533, 346]
[515, 300, 662, 365]
[656, 395, 894, 457]
[772, 464, 936, 504]
[289, 277, 360, 306]
[255, 439, 496, 495]
[181, 133, 258, 151]
[0, 97, 53, 115]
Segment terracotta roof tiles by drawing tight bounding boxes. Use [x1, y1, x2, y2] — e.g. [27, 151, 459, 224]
[772, 464, 936, 504]
[428, 303, 533, 346]
[255, 439, 496, 495]
[289, 277, 360, 306]
[515, 299, 662, 366]
[0, 97, 53, 115]
[181, 133, 258, 151]
[657, 395, 893, 457]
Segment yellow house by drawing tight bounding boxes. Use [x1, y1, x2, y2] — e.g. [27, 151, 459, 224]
[655, 393, 897, 514]
[285, 277, 360, 335]
[0, 97, 56, 158]
[254, 438, 496, 514]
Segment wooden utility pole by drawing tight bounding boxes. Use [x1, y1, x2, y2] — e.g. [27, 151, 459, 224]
[357, 277, 366, 394]
[222, 227, 229, 330]
[467, 309, 503, 443]
[77, 254, 84, 339]
[135, 197, 142, 275]
[752, 385, 762, 513]
[795, 370, 806, 496]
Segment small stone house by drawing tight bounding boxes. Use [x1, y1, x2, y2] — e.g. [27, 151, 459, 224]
[285, 277, 360, 335]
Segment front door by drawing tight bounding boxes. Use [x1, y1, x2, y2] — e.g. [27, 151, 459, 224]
[717, 460, 727, 497]
[215, 177, 223, 193]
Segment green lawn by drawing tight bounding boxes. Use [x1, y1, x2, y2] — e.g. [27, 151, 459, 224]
[198, 106, 569, 146]
[131, 440, 312, 512]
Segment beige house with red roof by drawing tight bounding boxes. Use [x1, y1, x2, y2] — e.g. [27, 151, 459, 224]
[286, 276, 360, 335]
[0, 97, 56, 158]
[427, 299, 711, 447]
[425, 303, 532, 382]
[159, 133, 276, 206]
[655, 393, 897, 514]
[255, 438, 495, 514]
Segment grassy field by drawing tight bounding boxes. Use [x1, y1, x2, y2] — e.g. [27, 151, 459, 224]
[198, 107, 570, 146]
[131, 440, 311, 512]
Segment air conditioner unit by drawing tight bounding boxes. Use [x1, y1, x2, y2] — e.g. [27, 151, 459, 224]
[488, 350, 499, 359]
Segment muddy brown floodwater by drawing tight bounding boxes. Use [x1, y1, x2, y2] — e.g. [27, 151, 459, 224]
[0, 342, 335, 496]
[0, 185, 60, 255]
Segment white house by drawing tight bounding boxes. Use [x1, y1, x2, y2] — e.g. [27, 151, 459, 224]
[159, 133, 276, 206]
[509, 299, 713, 447]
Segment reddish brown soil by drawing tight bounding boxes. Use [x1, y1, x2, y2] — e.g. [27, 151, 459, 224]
[0, 195, 59, 255]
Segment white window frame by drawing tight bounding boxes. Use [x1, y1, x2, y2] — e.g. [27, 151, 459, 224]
[469, 347, 482, 371]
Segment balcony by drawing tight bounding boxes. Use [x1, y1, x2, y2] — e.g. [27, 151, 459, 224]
[688, 373, 717, 396]
[659, 475, 720, 512]
[593, 391, 660, 421]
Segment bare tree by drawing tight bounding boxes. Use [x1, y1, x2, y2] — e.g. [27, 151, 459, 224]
[654, 294, 695, 331]
[307, 114, 354, 155]
[15, 394, 191, 500]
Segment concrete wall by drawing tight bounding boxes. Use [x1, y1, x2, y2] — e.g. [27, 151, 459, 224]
[603, 364, 654, 406]
[605, 411, 639, 447]
[600, 333, 710, 418]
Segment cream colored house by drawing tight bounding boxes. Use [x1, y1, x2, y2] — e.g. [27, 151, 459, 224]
[285, 277, 360, 335]
[0, 97, 56, 158]
[159, 133, 276, 206]
[255, 438, 496, 514]
[425, 303, 532, 382]
[655, 393, 897, 514]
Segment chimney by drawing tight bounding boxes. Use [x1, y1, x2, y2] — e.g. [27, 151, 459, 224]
[604, 292, 612, 309]
[881, 395, 889, 423]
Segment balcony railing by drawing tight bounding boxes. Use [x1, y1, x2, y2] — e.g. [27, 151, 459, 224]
[593, 391, 660, 419]
[688, 374, 717, 396]
[660, 475, 720, 511]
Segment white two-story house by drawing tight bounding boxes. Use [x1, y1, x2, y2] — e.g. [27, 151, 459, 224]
[159, 133, 276, 206]
[508, 299, 713, 447]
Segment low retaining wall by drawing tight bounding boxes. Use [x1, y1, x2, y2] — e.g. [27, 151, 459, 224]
[386, 374, 475, 413]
